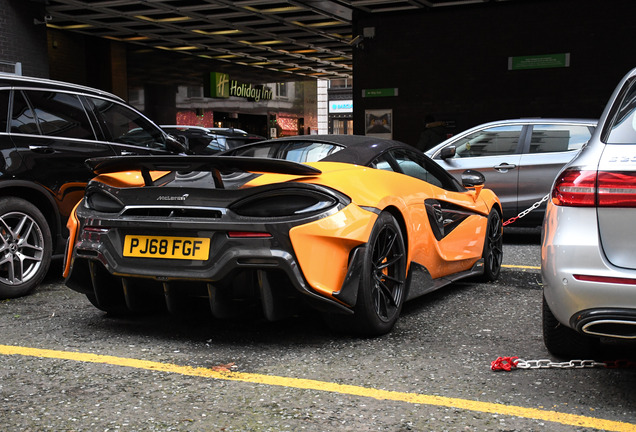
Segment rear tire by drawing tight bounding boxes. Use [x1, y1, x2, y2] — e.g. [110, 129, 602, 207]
[351, 212, 407, 336]
[542, 295, 599, 358]
[0, 197, 52, 298]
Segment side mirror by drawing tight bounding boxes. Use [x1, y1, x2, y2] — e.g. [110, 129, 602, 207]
[461, 169, 485, 201]
[166, 134, 190, 154]
[440, 146, 456, 159]
[461, 169, 485, 187]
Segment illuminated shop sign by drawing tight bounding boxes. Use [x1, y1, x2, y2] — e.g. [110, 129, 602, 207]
[508, 53, 570, 70]
[329, 100, 353, 113]
[208, 72, 273, 101]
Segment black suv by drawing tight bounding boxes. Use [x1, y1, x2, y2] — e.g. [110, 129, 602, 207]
[0, 74, 186, 298]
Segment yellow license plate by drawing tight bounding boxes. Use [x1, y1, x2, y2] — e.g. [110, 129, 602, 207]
[123, 235, 210, 260]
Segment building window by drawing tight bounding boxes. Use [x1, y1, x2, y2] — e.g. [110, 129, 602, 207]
[328, 79, 351, 89]
[277, 82, 288, 98]
[187, 86, 203, 98]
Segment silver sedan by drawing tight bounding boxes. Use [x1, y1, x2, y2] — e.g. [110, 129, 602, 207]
[541, 67, 636, 357]
[426, 118, 596, 226]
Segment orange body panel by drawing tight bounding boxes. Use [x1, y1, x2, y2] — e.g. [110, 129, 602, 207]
[247, 161, 497, 294]
[289, 204, 377, 300]
[63, 201, 81, 278]
[93, 171, 170, 188]
[62, 171, 171, 278]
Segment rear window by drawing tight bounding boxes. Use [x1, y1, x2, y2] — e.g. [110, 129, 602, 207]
[232, 141, 342, 162]
[528, 124, 594, 153]
[10, 91, 39, 134]
[24, 90, 95, 140]
[88, 96, 166, 149]
[280, 142, 342, 162]
[606, 79, 636, 144]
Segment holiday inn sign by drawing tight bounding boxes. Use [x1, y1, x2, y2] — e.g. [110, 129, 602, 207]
[207, 72, 273, 102]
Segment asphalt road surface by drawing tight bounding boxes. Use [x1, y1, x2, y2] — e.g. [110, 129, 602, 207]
[1, 229, 635, 432]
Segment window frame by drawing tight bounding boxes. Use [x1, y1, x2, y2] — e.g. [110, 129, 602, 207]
[523, 123, 595, 154]
[21, 89, 97, 141]
[85, 95, 167, 150]
[439, 124, 526, 159]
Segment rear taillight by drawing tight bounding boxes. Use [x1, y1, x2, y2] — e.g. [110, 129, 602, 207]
[597, 171, 636, 207]
[552, 169, 597, 206]
[553, 169, 636, 207]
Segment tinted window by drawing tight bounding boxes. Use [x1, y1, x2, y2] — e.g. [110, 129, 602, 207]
[208, 134, 227, 152]
[10, 91, 39, 134]
[279, 142, 341, 162]
[88, 97, 166, 149]
[528, 124, 593, 153]
[450, 125, 523, 158]
[606, 80, 636, 144]
[0, 90, 8, 133]
[370, 154, 394, 171]
[232, 143, 278, 158]
[24, 90, 94, 140]
[232, 141, 342, 162]
[393, 152, 443, 188]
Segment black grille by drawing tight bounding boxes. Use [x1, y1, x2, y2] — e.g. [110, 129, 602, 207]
[121, 207, 223, 219]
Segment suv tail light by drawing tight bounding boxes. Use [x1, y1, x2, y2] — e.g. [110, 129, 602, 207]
[553, 169, 636, 207]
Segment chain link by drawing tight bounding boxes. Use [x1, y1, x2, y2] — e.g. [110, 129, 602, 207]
[514, 359, 606, 369]
[491, 356, 636, 371]
[502, 193, 551, 226]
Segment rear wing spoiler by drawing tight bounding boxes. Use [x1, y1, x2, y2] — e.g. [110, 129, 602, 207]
[85, 155, 322, 188]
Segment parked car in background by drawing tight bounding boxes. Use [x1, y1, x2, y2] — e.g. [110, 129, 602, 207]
[64, 135, 502, 336]
[161, 125, 265, 154]
[426, 119, 597, 226]
[541, 67, 636, 357]
[0, 74, 186, 298]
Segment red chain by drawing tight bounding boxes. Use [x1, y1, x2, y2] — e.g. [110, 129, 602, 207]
[502, 217, 518, 227]
[491, 356, 519, 371]
[491, 356, 636, 371]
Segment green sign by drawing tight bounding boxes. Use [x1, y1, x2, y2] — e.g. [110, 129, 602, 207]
[363, 88, 398, 98]
[508, 53, 570, 71]
[209, 72, 230, 98]
[207, 72, 273, 101]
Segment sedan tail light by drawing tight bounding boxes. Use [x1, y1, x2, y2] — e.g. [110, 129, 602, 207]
[553, 169, 636, 207]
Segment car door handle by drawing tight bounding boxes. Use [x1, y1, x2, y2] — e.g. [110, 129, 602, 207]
[120, 151, 138, 155]
[494, 163, 517, 171]
[28, 145, 55, 154]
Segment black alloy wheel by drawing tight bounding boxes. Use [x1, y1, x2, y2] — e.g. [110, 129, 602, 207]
[0, 197, 52, 298]
[353, 211, 407, 336]
[481, 208, 503, 281]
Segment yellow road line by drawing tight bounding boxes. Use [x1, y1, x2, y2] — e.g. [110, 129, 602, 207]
[1, 344, 634, 431]
[503, 264, 541, 270]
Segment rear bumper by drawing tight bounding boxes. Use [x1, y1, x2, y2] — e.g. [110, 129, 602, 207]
[541, 202, 636, 337]
[65, 203, 377, 316]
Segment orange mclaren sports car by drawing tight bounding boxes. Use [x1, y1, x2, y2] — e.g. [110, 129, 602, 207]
[64, 135, 502, 335]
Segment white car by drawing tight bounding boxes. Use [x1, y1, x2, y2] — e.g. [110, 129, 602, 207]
[541, 67, 636, 357]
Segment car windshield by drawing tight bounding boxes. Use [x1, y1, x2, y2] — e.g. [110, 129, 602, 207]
[606, 79, 636, 144]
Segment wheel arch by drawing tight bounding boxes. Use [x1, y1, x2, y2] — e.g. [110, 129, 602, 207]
[381, 205, 409, 254]
[490, 201, 503, 219]
[0, 181, 63, 252]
